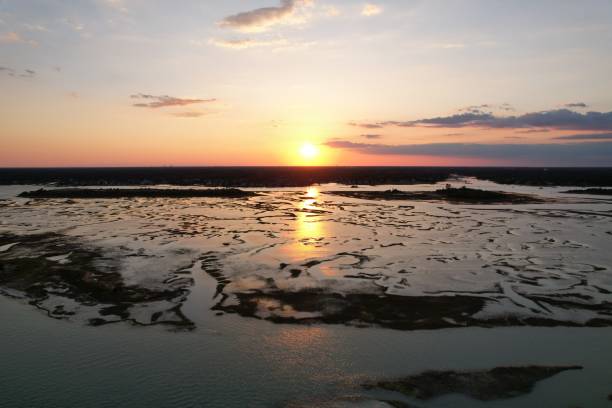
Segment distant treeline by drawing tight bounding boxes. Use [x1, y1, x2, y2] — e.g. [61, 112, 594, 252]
[1, 167, 612, 187]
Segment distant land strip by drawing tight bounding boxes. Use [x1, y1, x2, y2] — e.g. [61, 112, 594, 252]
[2, 167, 612, 187]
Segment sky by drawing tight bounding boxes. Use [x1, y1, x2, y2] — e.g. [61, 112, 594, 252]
[1, 0, 612, 167]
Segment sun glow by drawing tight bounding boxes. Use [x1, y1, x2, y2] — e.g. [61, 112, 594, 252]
[299, 143, 318, 160]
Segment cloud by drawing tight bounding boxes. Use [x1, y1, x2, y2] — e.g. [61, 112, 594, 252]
[130, 94, 216, 109]
[515, 128, 550, 134]
[324, 140, 612, 165]
[0, 66, 36, 78]
[361, 134, 382, 139]
[104, 0, 129, 13]
[22, 23, 48, 32]
[348, 121, 384, 129]
[218, 0, 313, 32]
[564, 102, 588, 109]
[171, 111, 209, 118]
[425, 43, 466, 50]
[351, 109, 612, 131]
[361, 4, 382, 16]
[208, 36, 314, 51]
[210, 37, 288, 49]
[323, 5, 340, 17]
[62, 18, 85, 32]
[459, 103, 515, 114]
[0, 31, 37, 46]
[553, 132, 612, 140]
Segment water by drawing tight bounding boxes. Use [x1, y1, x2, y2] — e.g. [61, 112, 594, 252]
[2, 282, 612, 407]
[1, 180, 612, 407]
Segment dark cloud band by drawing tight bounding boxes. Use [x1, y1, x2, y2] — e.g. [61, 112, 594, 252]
[325, 140, 612, 165]
[350, 109, 612, 131]
[130, 94, 216, 109]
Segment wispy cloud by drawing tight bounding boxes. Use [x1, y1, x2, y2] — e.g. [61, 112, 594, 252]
[325, 140, 612, 165]
[350, 109, 612, 131]
[22, 23, 48, 32]
[104, 0, 129, 13]
[553, 132, 612, 140]
[0, 66, 36, 78]
[564, 102, 589, 109]
[323, 5, 340, 17]
[62, 18, 85, 32]
[171, 111, 209, 118]
[361, 4, 382, 16]
[515, 128, 550, 134]
[130, 94, 216, 109]
[361, 134, 382, 139]
[0, 31, 37, 46]
[218, 0, 313, 33]
[209, 36, 314, 51]
[459, 103, 515, 113]
[348, 121, 384, 129]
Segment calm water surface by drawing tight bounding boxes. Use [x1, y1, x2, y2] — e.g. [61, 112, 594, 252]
[1, 271, 611, 408]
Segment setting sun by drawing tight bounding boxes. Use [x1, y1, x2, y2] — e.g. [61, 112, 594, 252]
[299, 143, 319, 160]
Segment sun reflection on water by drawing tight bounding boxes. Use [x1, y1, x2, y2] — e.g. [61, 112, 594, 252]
[284, 186, 326, 261]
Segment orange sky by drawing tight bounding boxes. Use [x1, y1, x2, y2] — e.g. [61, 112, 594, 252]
[1, 1, 612, 166]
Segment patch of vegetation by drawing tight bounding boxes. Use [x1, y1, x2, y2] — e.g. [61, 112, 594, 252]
[18, 188, 257, 199]
[367, 366, 582, 401]
[330, 186, 547, 204]
[0, 232, 193, 328]
[562, 188, 612, 196]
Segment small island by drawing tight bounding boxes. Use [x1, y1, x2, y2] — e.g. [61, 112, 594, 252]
[562, 188, 612, 196]
[329, 186, 547, 204]
[18, 188, 258, 199]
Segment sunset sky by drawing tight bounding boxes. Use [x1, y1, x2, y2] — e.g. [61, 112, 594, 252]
[1, 0, 612, 166]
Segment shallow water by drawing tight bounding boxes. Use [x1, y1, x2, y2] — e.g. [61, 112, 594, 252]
[2, 292, 612, 408]
[1, 180, 612, 407]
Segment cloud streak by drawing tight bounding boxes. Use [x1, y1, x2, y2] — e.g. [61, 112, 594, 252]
[361, 4, 382, 16]
[209, 36, 314, 51]
[130, 94, 216, 109]
[218, 0, 312, 32]
[553, 132, 612, 140]
[0, 31, 37, 46]
[325, 140, 612, 165]
[171, 111, 209, 118]
[0, 66, 35, 78]
[564, 102, 588, 108]
[351, 109, 612, 131]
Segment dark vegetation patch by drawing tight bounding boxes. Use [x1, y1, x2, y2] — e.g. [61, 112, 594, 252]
[366, 366, 582, 401]
[212, 289, 612, 330]
[329, 187, 547, 204]
[217, 291, 477, 330]
[0, 232, 193, 328]
[18, 188, 257, 199]
[562, 188, 612, 196]
[284, 396, 416, 408]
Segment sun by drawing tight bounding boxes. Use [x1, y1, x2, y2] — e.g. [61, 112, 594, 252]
[299, 143, 319, 160]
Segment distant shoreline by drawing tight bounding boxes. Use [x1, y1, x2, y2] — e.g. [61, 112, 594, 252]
[1, 167, 612, 187]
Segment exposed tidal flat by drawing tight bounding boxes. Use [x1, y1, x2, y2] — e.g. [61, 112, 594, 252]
[1, 177, 612, 407]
